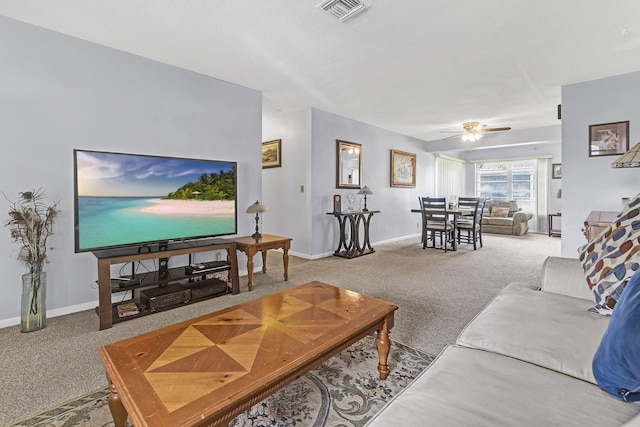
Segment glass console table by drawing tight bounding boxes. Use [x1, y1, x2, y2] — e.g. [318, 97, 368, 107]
[327, 210, 380, 259]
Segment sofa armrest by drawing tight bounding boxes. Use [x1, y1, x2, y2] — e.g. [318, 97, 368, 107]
[541, 256, 594, 301]
[512, 211, 532, 223]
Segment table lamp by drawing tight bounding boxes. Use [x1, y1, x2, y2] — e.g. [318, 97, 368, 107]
[246, 200, 268, 239]
[611, 142, 640, 168]
[357, 186, 373, 212]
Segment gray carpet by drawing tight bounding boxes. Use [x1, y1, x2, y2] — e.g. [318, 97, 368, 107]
[0, 233, 560, 426]
[7, 337, 434, 427]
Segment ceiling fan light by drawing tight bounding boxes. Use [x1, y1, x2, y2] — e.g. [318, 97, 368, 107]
[462, 132, 483, 142]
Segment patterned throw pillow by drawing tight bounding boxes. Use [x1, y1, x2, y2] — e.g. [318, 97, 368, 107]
[490, 207, 510, 218]
[578, 194, 640, 315]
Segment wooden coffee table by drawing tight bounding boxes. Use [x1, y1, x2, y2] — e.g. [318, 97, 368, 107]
[98, 281, 397, 427]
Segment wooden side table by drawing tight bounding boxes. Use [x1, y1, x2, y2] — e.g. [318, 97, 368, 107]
[548, 213, 561, 237]
[228, 234, 292, 291]
[584, 211, 618, 241]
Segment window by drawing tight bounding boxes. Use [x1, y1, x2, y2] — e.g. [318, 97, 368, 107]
[476, 160, 536, 212]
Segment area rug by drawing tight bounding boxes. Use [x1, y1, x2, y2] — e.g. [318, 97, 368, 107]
[7, 336, 433, 427]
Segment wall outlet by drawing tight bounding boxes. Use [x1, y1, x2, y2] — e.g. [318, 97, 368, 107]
[215, 253, 221, 261]
[417, 222, 420, 229]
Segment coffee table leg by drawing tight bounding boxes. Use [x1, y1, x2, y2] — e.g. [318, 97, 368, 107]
[376, 321, 391, 380]
[107, 375, 129, 427]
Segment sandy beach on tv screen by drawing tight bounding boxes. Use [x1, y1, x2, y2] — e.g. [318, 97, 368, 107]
[141, 199, 235, 216]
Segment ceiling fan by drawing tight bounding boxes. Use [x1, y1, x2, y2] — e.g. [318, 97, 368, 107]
[441, 121, 511, 141]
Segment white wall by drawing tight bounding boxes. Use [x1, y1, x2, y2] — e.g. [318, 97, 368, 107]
[0, 17, 263, 326]
[561, 71, 640, 257]
[310, 109, 435, 257]
[264, 108, 436, 258]
[262, 110, 313, 255]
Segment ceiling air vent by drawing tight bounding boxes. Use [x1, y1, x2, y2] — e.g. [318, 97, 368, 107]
[317, 0, 370, 22]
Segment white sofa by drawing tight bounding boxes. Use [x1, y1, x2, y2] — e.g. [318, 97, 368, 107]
[366, 256, 640, 426]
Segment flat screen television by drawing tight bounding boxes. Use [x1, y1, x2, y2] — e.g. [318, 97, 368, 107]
[73, 149, 237, 253]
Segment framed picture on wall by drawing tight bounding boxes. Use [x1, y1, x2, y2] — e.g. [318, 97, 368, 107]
[588, 121, 629, 157]
[262, 139, 282, 169]
[390, 149, 416, 187]
[552, 163, 561, 179]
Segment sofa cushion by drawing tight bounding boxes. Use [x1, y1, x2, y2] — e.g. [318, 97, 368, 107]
[457, 282, 609, 384]
[578, 193, 640, 314]
[484, 216, 513, 226]
[490, 206, 510, 217]
[593, 268, 640, 402]
[495, 200, 519, 214]
[366, 345, 640, 427]
[623, 413, 640, 427]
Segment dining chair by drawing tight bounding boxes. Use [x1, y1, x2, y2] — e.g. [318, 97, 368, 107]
[418, 196, 435, 242]
[422, 197, 455, 251]
[457, 197, 484, 250]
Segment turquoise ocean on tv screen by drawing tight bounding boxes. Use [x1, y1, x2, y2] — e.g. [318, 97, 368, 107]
[77, 196, 235, 251]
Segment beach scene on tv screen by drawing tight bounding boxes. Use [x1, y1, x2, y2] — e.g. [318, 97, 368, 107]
[75, 150, 236, 251]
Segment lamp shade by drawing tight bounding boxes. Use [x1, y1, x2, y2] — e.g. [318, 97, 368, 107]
[357, 186, 373, 195]
[246, 200, 268, 213]
[612, 142, 640, 168]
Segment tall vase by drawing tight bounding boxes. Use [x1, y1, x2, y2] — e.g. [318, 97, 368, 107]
[21, 271, 47, 332]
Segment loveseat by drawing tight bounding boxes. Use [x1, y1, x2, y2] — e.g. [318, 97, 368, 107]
[366, 256, 640, 426]
[481, 200, 533, 235]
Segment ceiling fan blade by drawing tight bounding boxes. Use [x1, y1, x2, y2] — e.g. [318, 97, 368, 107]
[442, 134, 462, 140]
[480, 127, 511, 132]
[440, 130, 463, 133]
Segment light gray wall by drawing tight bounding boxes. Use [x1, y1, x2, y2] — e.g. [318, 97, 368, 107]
[310, 109, 435, 257]
[561, 71, 640, 258]
[0, 17, 262, 326]
[264, 107, 437, 258]
[262, 109, 313, 256]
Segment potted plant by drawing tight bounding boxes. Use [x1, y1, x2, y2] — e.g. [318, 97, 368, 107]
[5, 189, 60, 332]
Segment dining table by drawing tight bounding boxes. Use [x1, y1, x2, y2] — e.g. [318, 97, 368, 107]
[411, 207, 473, 251]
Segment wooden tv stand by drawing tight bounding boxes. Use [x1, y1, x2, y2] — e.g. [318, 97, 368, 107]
[93, 238, 239, 330]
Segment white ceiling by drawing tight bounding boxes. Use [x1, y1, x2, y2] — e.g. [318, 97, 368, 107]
[2, 0, 640, 142]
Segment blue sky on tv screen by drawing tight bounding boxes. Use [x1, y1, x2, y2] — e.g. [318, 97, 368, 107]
[75, 150, 235, 197]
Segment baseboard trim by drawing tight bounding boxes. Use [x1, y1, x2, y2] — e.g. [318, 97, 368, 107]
[0, 234, 424, 329]
[0, 300, 99, 329]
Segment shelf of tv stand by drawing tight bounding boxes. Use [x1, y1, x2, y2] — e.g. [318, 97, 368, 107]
[109, 262, 232, 292]
[110, 276, 231, 325]
[94, 238, 239, 330]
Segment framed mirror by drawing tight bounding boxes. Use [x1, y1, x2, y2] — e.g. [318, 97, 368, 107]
[336, 140, 362, 189]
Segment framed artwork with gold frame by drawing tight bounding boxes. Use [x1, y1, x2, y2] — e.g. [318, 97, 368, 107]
[390, 149, 416, 187]
[262, 139, 282, 169]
